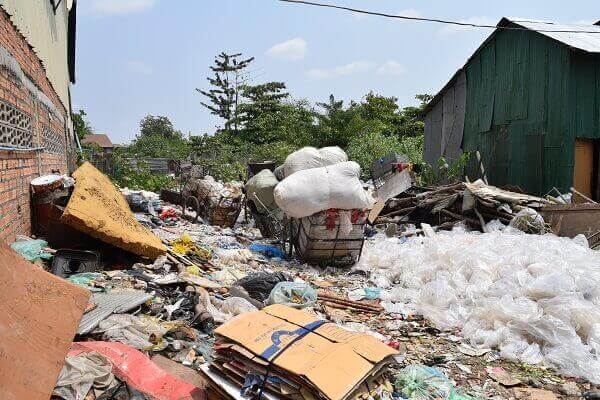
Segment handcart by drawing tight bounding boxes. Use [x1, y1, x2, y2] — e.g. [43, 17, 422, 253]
[282, 209, 367, 267]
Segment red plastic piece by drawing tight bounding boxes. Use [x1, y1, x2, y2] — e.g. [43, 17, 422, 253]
[69, 342, 205, 400]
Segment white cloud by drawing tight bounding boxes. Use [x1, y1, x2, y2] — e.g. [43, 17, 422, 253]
[306, 61, 375, 79]
[125, 60, 153, 75]
[266, 38, 308, 61]
[92, 0, 156, 16]
[377, 60, 405, 76]
[398, 9, 422, 19]
[438, 16, 498, 35]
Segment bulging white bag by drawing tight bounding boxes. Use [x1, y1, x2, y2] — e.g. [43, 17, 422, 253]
[274, 161, 374, 218]
[282, 146, 347, 177]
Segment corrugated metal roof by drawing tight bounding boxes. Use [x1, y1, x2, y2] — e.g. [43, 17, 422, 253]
[424, 17, 600, 114]
[503, 17, 600, 53]
[77, 291, 153, 335]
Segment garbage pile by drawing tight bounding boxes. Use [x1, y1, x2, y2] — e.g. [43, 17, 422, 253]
[182, 174, 244, 228]
[6, 156, 600, 400]
[356, 226, 600, 384]
[374, 180, 551, 234]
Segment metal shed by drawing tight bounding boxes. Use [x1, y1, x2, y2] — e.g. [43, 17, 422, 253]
[424, 17, 600, 197]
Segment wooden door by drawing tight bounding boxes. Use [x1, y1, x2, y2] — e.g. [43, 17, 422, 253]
[573, 139, 594, 199]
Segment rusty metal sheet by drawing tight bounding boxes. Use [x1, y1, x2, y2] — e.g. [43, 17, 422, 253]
[540, 204, 600, 246]
[0, 239, 90, 400]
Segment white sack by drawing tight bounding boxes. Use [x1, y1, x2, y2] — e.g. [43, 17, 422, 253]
[282, 146, 347, 177]
[274, 161, 373, 218]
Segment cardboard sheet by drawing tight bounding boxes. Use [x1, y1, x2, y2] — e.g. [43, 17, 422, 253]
[214, 304, 397, 400]
[0, 239, 90, 400]
[61, 162, 167, 258]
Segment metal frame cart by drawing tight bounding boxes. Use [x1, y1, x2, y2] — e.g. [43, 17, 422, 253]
[282, 209, 367, 267]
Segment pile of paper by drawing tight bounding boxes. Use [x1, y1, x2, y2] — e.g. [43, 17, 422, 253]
[206, 304, 397, 400]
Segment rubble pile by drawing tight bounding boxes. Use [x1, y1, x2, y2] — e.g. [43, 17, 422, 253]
[376, 180, 550, 234]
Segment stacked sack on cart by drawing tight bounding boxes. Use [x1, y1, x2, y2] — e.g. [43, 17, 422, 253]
[272, 146, 374, 265]
[184, 175, 244, 228]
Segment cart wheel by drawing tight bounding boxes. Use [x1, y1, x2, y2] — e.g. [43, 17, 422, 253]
[183, 195, 200, 223]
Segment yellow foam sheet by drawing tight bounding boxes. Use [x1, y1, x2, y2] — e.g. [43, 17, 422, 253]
[61, 162, 167, 258]
[215, 304, 397, 400]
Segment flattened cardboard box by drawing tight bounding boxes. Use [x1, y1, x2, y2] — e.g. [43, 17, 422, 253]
[61, 162, 167, 258]
[214, 304, 397, 400]
[0, 239, 90, 400]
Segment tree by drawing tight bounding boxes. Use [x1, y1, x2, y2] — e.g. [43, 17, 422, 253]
[313, 95, 364, 148]
[197, 52, 254, 132]
[125, 115, 190, 160]
[139, 115, 180, 139]
[237, 81, 290, 143]
[72, 109, 93, 141]
[395, 94, 432, 138]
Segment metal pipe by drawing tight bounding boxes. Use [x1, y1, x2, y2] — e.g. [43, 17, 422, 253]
[0, 146, 45, 152]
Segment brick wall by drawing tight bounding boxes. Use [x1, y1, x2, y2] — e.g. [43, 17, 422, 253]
[0, 8, 73, 243]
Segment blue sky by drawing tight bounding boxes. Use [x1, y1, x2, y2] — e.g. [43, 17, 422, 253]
[73, 0, 599, 144]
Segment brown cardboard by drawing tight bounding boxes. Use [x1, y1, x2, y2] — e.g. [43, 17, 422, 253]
[214, 304, 397, 400]
[60, 162, 167, 258]
[0, 239, 90, 400]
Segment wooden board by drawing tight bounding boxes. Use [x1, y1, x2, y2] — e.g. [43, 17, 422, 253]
[573, 139, 594, 199]
[0, 239, 90, 400]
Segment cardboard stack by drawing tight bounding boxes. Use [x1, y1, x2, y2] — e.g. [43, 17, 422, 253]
[206, 305, 397, 400]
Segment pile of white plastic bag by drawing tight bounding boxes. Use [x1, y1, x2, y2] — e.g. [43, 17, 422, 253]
[357, 225, 600, 383]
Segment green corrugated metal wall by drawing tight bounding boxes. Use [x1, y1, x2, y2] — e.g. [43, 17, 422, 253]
[463, 28, 600, 195]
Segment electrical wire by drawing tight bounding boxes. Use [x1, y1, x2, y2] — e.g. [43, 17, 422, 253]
[278, 0, 600, 34]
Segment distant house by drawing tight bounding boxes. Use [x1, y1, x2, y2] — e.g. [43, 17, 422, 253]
[423, 18, 600, 198]
[82, 133, 116, 154]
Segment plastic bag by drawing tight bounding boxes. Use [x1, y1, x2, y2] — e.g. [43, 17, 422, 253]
[268, 281, 317, 309]
[219, 297, 258, 317]
[394, 365, 478, 400]
[245, 169, 279, 214]
[357, 228, 600, 383]
[509, 207, 546, 234]
[10, 238, 52, 262]
[274, 161, 374, 218]
[248, 243, 286, 259]
[233, 272, 292, 303]
[282, 146, 347, 177]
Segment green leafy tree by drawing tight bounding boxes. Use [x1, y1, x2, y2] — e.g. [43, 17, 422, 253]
[125, 115, 190, 159]
[395, 93, 432, 138]
[139, 115, 180, 139]
[72, 109, 93, 141]
[197, 52, 254, 132]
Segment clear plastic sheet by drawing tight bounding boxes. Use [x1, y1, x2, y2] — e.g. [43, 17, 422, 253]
[356, 228, 600, 383]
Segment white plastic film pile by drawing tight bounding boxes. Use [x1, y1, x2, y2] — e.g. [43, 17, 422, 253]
[357, 227, 600, 383]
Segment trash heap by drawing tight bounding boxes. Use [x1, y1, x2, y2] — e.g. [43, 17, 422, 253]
[7, 157, 600, 400]
[182, 174, 244, 228]
[375, 180, 550, 235]
[356, 226, 600, 384]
